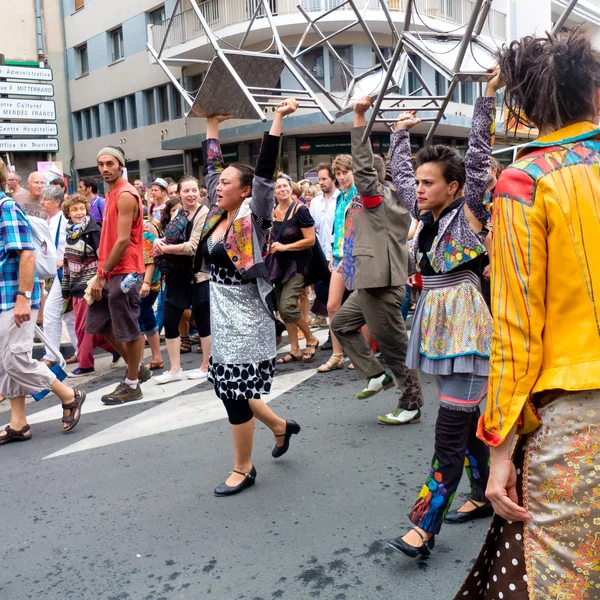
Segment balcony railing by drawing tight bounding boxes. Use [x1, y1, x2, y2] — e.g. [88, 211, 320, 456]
[150, 0, 507, 52]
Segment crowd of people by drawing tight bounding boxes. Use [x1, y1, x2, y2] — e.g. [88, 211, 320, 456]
[0, 26, 598, 600]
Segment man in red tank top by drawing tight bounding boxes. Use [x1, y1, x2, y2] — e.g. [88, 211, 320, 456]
[86, 146, 151, 405]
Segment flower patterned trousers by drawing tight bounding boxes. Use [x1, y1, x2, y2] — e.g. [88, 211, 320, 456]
[409, 405, 490, 534]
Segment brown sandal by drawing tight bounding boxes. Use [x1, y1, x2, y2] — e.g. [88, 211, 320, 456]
[145, 360, 165, 371]
[303, 340, 320, 362]
[61, 389, 87, 433]
[0, 424, 32, 445]
[65, 355, 78, 365]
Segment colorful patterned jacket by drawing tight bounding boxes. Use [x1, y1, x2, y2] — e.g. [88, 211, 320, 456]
[479, 122, 600, 446]
[389, 96, 495, 273]
[194, 133, 278, 305]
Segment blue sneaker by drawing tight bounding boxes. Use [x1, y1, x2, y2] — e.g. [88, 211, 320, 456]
[68, 367, 95, 378]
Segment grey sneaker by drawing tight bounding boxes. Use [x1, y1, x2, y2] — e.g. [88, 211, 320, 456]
[356, 373, 395, 399]
[101, 382, 143, 405]
[138, 364, 153, 383]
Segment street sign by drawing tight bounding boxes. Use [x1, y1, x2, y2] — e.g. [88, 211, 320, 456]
[0, 122, 58, 136]
[0, 65, 53, 81]
[0, 139, 59, 152]
[0, 81, 54, 97]
[0, 98, 55, 120]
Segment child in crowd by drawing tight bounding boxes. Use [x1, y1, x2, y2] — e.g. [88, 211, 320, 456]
[61, 194, 115, 377]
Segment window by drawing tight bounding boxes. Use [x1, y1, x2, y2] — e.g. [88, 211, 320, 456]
[106, 101, 116, 134]
[330, 46, 350, 92]
[460, 82, 475, 105]
[158, 85, 169, 122]
[82, 109, 91, 140]
[115, 98, 127, 131]
[149, 6, 166, 25]
[145, 89, 156, 125]
[302, 48, 325, 87]
[407, 54, 421, 94]
[435, 72, 447, 96]
[77, 44, 89, 76]
[91, 106, 100, 137]
[172, 85, 183, 119]
[74, 112, 83, 142]
[110, 27, 124, 63]
[127, 95, 138, 129]
[75, 0, 85, 10]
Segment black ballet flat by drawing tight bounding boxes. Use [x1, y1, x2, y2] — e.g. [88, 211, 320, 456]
[214, 466, 256, 497]
[272, 420, 301, 458]
[387, 528, 435, 558]
[444, 499, 494, 524]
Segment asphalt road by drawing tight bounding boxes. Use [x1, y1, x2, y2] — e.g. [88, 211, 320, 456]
[1, 337, 489, 600]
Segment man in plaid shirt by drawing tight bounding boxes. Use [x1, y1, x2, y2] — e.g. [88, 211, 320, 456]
[0, 159, 87, 446]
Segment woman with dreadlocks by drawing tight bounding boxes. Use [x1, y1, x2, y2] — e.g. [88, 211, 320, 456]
[454, 28, 600, 599]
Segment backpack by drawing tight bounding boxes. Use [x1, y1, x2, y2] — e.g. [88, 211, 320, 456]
[154, 207, 199, 279]
[0, 197, 57, 280]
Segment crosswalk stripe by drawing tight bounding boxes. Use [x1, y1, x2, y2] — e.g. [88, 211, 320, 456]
[44, 369, 319, 459]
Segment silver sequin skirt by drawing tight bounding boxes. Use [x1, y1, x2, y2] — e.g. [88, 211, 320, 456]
[209, 281, 276, 401]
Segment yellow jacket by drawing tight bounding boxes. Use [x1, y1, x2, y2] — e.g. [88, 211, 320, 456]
[479, 122, 600, 446]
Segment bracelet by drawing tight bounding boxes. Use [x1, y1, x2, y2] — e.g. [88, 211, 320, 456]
[143, 281, 151, 286]
[98, 268, 112, 281]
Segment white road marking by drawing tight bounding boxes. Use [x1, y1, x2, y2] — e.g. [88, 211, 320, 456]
[21, 377, 208, 427]
[44, 369, 318, 459]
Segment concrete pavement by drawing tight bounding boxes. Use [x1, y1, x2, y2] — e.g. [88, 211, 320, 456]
[1, 332, 489, 600]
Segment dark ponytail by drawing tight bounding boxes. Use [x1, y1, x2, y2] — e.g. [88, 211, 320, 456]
[416, 145, 466, 191]
[498, 27, 600, 132]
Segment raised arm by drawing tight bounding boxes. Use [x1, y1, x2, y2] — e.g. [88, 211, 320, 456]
[463, 71, 503, 224]
[251, 98, 299, 219]
[351, 96, 382, 204]
[203, 114, 232, 206]
[389, 112, 421, 219]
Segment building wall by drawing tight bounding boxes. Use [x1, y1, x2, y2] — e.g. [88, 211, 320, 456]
[1, 0, 72, 178]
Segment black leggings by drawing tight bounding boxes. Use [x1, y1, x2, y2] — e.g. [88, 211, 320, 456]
[163, 298, 211, 339]
[221, 397, 255, 425]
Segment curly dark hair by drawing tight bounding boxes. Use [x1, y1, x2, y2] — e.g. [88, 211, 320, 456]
[498, 27, 600, 132]
[416, 145, 466, 191]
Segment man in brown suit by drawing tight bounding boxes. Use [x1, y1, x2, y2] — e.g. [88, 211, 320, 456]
[332, 96, 424, 424]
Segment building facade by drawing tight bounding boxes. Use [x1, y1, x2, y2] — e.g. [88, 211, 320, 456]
[2, 0, 71, 178]
[62, 0, 600, 185]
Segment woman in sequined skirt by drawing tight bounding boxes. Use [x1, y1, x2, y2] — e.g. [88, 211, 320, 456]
[454, 30, 600, 599]
[383, 72, 504, 558]
[194, 99, 302, 498]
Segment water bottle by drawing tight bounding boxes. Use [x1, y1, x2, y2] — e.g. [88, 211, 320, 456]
[120, 273, 139, 294]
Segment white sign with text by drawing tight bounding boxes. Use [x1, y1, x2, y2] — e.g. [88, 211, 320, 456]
[0, 65, 53, 81]
[0, 98, 56, 120]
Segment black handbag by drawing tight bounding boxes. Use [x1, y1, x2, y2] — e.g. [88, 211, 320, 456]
[307, 240, 330, 286]
[265, 202, 297, 284]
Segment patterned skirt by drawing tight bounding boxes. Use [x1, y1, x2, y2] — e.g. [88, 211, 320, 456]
[208, 277, 276, 402]
[407, 270, 492, 377]
[453, 389, 600, 600]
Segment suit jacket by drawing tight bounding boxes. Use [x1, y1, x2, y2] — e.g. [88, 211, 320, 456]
[341, 126, 411, 291]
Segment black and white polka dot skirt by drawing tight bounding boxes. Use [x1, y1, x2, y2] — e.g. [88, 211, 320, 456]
[208, 357, 275, 402]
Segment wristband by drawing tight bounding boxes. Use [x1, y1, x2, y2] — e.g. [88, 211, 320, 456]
[98, 268, 112, 281]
